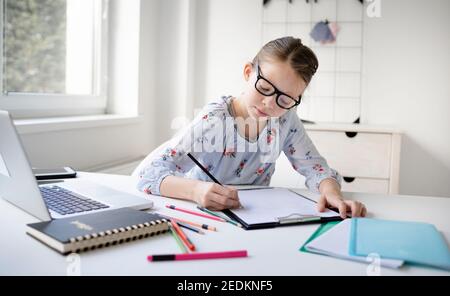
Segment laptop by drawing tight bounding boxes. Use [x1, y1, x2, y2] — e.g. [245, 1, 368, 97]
[0, 110, 153, 221]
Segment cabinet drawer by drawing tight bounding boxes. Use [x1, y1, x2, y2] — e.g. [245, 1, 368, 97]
[307, 131, 392, 179]
[341, 177, 389, 194]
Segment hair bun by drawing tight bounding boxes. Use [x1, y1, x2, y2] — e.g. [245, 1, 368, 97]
[253, 36, 319, 84]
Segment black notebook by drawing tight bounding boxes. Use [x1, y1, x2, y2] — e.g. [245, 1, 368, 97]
[26, 208, 169, 255]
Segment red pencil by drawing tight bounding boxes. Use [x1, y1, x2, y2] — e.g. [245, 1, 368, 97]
[170, 219, 196, 252]
[148, 250, 248, 262]
[166, 204, 225, 222]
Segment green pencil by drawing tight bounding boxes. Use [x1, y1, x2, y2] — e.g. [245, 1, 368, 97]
[169, 223, 188, 253]
[197, 206, 243, 228]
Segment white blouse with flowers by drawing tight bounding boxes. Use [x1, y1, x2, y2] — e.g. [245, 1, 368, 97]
[137, 96, 341, 195]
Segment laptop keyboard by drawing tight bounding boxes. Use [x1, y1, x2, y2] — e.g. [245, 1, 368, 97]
[40, 186, 109, 215]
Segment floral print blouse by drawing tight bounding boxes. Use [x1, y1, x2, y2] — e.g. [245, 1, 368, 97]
[137, 96, 341, 195]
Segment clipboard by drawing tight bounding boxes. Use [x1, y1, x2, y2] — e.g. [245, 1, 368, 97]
[222, 188, 342, 230]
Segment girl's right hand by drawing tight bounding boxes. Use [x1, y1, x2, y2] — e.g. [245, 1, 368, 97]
[192, 181, 241, 210]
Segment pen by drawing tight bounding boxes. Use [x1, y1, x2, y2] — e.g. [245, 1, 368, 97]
[197, 206, 243, 228]
[147, 250, 248, 262]
[158, 214, 217, 231]
[171, 219, 196, 251]
[166, 204, 226, 222]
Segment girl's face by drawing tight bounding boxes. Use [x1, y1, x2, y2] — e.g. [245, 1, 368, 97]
[241, 59, 307, 121]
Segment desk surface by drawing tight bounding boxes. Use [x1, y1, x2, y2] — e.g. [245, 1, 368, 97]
[1, 173, 449, 276]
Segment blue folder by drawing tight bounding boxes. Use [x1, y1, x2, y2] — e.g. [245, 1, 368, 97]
[349, 218, 450, 270]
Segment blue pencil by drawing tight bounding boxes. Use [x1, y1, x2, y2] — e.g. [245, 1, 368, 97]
[177, 221, 205, 235]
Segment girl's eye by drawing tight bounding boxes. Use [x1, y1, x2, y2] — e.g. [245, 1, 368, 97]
[279, 96, 293, 106]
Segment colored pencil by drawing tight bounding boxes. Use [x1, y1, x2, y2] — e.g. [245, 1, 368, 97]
[168, 223, 188, 253]
[197, 206, 243, 228]
[187, 153, 223, 185]
[158, 213, 217, 231]
[166, 204, 226, 222]
[171, 219, 196, 251]
[177, 221, 205, 235]
[148, 250, 248, 262]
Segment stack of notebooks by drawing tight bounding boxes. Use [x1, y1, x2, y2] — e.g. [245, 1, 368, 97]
[26, 208, 169, 255]
[301, 218, 450, 270]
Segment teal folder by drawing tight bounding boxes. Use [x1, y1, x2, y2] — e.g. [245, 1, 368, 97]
[349, 218, 450, 270]
[299, 221, 340, 253]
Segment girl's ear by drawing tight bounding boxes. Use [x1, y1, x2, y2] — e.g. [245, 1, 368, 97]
[243, 62, 254, 82]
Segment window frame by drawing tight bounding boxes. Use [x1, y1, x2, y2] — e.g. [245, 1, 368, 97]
[0, 0, 109, 119]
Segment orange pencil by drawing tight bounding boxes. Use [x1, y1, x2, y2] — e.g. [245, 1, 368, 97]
[171, 219, 196, 251]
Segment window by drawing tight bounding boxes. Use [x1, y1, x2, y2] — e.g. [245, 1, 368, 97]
[0, 0, 108, 118]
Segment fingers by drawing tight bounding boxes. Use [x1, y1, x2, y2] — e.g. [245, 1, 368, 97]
[354, 201, 364, 217]
[361, 205, 367, 217]
[344, 200, 365, 217]
[213, 184, 239, 199]
[226, 186, 240, 199]
[203, 198, 227, 211]
[210, 192, 240, 209]
[317, 192, 368, 219]
[317, 194, 327, 212]
[337, 200, 348, 219]
[211, 184, 241, 207]
[355, 202, 367, 217]
[226, 186, 242, 208]
[344, 200, 356, 217]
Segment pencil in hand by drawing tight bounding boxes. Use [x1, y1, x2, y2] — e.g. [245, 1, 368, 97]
[186, 152, 242, 208]
[187, 152, 222, 185]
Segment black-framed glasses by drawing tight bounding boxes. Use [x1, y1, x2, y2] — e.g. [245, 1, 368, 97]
[255, 64, 302, 110]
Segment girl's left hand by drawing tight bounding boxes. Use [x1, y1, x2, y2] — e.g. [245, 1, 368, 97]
[318, 191, 367, 219]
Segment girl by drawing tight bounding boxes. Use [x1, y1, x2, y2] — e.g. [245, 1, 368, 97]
[137, 36, 367, 218]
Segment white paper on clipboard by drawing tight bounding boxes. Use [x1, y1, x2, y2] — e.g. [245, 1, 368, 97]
[229, 188, 340, 225]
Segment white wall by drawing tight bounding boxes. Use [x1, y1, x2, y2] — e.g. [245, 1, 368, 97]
[193, 0, 263, 107]
[362, 0, 450, 197]
[190, 0, 450, 197]
[151, 0, 197, 145]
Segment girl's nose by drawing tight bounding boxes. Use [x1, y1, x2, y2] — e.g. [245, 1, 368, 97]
[262, 95, 276, 109]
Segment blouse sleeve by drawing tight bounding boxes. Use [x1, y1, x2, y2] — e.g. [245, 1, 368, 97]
[136, 104, 226, 196]
[282, 112, 342, 193]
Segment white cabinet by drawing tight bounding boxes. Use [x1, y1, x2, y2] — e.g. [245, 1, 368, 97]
[271, 124, 402, 194]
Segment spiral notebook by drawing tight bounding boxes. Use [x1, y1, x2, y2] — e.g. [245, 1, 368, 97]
[26, 208, 169, 255]
[223, 188, 342, 230]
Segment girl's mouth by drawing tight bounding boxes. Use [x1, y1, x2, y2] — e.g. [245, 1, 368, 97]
[254, 106, 269, 117]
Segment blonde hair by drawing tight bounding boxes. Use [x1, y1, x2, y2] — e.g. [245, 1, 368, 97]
[253, 36, 319, 84]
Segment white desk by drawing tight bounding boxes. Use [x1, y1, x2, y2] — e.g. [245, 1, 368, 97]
[1, 172, 449, 276]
